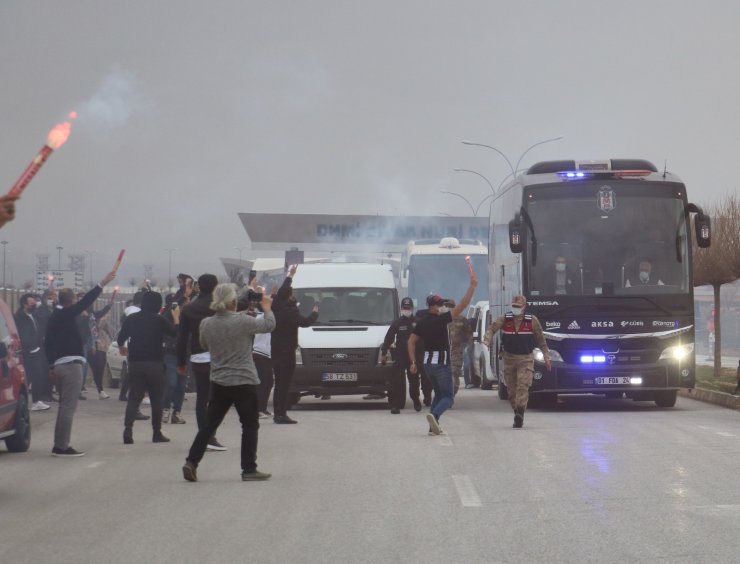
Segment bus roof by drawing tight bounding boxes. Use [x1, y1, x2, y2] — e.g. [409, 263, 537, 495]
[407, 237, 486, 256]
[519, 159, 685, 186]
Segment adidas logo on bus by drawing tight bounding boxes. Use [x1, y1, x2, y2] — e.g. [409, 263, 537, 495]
[568, 320, 581, 330]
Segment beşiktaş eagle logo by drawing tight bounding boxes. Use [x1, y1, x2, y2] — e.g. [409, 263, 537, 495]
[568, 320, 580, 330]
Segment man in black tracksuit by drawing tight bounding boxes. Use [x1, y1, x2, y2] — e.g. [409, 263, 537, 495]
[118, 291, 177, 444]
[176, 274, 224, 450]
[270, 267, 318, 424]
[381, 297, 417, 414]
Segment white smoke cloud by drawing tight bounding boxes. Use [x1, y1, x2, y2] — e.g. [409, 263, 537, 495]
[76, 66, 146, 130]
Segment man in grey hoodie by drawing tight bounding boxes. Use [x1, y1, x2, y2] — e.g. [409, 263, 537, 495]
[182, 283, 276, 482]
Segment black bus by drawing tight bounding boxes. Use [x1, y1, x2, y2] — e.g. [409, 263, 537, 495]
[488, 159, 711, 407]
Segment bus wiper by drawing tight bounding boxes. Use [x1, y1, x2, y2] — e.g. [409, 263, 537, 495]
[330, 319, 382, 325]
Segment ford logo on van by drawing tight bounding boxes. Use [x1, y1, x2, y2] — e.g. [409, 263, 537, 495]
[332, 353, 349, 360]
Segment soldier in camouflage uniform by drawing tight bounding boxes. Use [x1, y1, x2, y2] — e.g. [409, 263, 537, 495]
[446, 299, 472, 396]
[483, 295, 551, 428]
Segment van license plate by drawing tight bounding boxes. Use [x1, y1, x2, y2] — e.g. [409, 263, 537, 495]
[593, 377, 631, 385]
[322, 373, 358, 382]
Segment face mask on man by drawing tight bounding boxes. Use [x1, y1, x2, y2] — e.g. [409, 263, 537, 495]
[511, 306, 523, 316]
[555, 263, 566, 272]
[438, 306, 449, 314]
[47, 300, 54, 307]
[401, 310, 413, 318]
[639, 271, 649, 283]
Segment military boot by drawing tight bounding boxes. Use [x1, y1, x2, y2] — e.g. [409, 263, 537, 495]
[513, 408, 524, 429]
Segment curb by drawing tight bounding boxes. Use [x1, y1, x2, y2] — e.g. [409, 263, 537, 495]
[678, 388, 740, 410]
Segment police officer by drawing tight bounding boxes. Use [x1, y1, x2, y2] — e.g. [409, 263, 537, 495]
[483, 295, 551, 428]
[381, 297, 416, 414]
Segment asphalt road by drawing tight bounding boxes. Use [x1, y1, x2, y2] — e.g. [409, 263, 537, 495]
[2, 388, 739, 564]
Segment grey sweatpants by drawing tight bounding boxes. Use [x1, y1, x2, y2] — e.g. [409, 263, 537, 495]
[53, 362, 84, 450]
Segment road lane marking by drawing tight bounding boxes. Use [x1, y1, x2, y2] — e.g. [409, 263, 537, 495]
[452, 475, 482, 507]
[716, 432, 735, 438]
[86, 461, 105, 469]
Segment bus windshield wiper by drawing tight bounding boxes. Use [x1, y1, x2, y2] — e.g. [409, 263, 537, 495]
[329, 319, 382, 325]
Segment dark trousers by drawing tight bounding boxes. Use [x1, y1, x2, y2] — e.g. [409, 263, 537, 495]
[124, 361, 165, 432]
[186, 383, 260, 472]
[254, 354, 274, 412]
[272, 351, 296, 417]
[23, 351, 47, 403]
[191, 362, 211, 432]
[119, 363, 130, 400]
[163, 354, 185, 413]
[388, 366, 408, 409]
[408, 366, 432, 404]
[89, 350, 107, 393]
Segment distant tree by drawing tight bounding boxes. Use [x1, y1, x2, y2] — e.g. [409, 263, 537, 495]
[693, 193, 740, 377]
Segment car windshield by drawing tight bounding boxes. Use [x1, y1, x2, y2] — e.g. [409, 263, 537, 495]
[294, 287, 397, 325]
[523, 183, 689, 296]
[408, 254, 488, 307]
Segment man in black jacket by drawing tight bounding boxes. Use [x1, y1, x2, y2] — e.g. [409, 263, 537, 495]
[271, 266, 318, 424]
[45, 271, 116, 457]
[118, 291, 178, 444]
[15, 294, 50, 411]
[176, 274, 225, 450]
[381, 297, 417, 414]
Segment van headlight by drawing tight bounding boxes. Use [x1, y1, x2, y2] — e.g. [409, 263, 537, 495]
[659, 343, 694, 361]
[533, 347, 562, 363]
[295, 346, 303, 365]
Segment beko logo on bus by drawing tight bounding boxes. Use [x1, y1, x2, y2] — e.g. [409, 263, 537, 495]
[530, 301, 559, 306]
[591, 321, 614, 328]
[545, 321, 561, 329]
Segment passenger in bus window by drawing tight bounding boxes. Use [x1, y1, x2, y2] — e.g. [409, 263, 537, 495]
[542, 255, 581, 295]
[625, 260, 665, 287]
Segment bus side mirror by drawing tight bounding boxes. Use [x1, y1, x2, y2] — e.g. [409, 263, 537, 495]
[695, 214, 711, 248]
[508, 218, 523, 253]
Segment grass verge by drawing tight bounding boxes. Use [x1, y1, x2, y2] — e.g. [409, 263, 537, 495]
[695, 365, 738, 394]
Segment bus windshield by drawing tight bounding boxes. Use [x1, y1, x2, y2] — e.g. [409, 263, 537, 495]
[524, 185, 690, 296]
[408, 254, 489, 306]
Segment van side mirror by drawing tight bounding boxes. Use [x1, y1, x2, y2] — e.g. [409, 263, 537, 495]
[508, 217, 523, 254]
[695, 214, 711, 248]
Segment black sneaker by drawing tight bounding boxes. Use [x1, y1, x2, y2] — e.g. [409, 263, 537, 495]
[273, 415, 297, 424]
[513, 408, 524, 429]
[123, 428, 133, 444]
[52, 446, 86, 457]
[242, 469, 272, 481]
[412, 398, 422, 412]
[182, 461, 197, 482]
[390, 408, 401, 414]
[153, 433, 171, 443]
[134, 411, 150, 421]
[206, 438, 227, 451]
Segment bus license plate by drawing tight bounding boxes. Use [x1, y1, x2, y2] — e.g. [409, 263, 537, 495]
[593, 377, 631, 385]
[322, 373, 358, 382]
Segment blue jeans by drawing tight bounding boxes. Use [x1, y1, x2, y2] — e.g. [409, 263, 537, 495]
[425, 364, 454, 421]
[163, 354, 185, 413]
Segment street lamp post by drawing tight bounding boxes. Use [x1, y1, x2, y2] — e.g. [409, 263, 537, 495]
[1, 241, 7, 300]
[83, 250, 94, 288]
[56, 246, 63, 269]
[461, 136, 564, 177]
[165, 248, 177, 291]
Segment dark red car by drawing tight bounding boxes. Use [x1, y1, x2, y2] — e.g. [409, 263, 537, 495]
[0, 298, 30, 452]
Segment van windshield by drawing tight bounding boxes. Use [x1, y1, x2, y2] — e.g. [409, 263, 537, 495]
[294, 287, 397, 325]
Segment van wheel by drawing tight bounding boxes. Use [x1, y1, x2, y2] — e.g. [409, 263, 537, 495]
[654, 390, 677, 408]
[5, 393, 31, 452]
[498, 382, 509, 400]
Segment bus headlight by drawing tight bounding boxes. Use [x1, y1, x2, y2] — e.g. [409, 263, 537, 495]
[295, 346, 303, 365]
[534, 348, 562, 363]
[659, 343, 694, 361]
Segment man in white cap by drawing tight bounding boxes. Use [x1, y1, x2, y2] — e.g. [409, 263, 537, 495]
[484, 295, 551, 429]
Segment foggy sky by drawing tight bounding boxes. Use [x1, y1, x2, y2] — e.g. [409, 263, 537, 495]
[1, 1, 739, 285]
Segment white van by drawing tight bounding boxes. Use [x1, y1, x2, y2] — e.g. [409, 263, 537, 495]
[467, 300, 497, 389]
[289, 263, 398, 403]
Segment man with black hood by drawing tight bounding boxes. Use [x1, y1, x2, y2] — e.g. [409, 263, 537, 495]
[118, 291, 178, 444]
[176, 273, 225, 450]
[271, 265, 318, 424]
